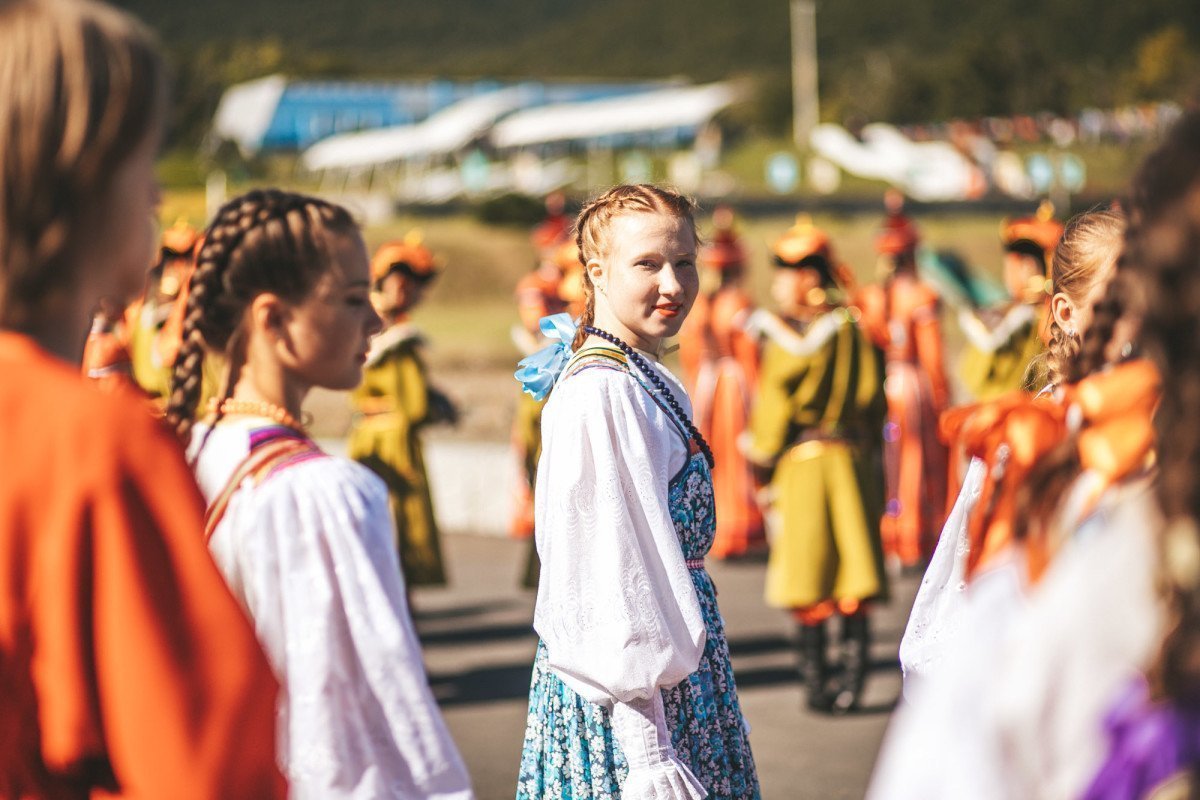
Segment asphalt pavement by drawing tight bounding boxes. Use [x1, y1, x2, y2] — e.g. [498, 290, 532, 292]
[414, 533, 920, 800]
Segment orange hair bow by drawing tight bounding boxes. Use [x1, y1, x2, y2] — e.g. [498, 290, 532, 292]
[942, 391, 1068, 578]
[941, 359, 1160, 583]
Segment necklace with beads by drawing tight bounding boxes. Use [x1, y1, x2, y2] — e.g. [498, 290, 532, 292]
[208, 397, 308, 434]
[583, 325, 715, 469]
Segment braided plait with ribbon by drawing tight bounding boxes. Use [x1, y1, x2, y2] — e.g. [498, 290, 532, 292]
[164, 189, 356, 443]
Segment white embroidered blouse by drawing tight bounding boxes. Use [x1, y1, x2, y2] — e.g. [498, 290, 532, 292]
[533, 353, 709, 798]
[190, 419, 473, 800]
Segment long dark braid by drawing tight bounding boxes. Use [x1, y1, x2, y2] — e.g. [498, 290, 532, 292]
[584, 324, 715, 469]
[164, 189, 356, 444]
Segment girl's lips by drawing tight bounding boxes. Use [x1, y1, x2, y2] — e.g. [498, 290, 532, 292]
[656, 304, 681, 318]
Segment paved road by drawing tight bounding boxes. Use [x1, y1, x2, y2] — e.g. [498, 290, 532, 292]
[413, 534, 920, 800]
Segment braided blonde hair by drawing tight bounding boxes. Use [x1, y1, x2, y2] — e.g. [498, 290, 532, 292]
[1042, 208, 1125, 387]
[164, 189, 357, 443]
[570, 184, 699, 350]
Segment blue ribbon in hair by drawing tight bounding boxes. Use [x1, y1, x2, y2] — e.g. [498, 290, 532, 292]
[514, 313, 577, 401]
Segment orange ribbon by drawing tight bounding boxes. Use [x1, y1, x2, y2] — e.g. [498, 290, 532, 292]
[942, 391, 1068, 578]
[940, 359, 1160, 582]
[1070, 359, 1160, 505]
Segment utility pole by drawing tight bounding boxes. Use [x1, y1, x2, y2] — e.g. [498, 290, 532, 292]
[791, 0, 819, 150]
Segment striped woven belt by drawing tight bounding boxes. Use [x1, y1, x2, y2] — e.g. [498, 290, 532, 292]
[685, 558, 706, 570]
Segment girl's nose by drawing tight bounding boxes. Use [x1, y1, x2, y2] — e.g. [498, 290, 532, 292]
[366, 303, 384, 335]
[659, 263, 685, 297]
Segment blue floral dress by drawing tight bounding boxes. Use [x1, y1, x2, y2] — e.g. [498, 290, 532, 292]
[516, 357, 760, 800]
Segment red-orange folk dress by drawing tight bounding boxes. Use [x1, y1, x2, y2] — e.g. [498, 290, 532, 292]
[679, 287, 766, 559]
[858, 277, 950, 567]
[0, 332, 285, 800]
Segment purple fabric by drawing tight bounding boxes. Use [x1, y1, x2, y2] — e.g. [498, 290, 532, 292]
[1082, 677, 1200, 799]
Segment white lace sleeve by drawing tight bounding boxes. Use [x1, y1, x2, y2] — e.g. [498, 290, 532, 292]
[533, 365, 708, 797]
[212, 458, 473, 800]
[898, 456, 986, 689]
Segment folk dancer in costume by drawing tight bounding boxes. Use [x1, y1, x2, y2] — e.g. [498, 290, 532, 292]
[516, 185, 760, 799]
[868, 187, 1158, 798]
[677, 206, 766, 559]
[742, 217, 888, 714]
[513, 241, 583, 585]
[124, 217, 197, 402]
[82, 295, 136, 391]
[897, 208, 1123, 690]
[349, 232, 457, 588]
[511, 225, 578, 586]
[857, 199, 950, 570]
[167, 190, 473, 799]
[0, 3, 284, 796]
[958, 201, 1064, 401]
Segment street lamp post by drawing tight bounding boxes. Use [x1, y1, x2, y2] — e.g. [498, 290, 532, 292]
[791, 0, 819, 151]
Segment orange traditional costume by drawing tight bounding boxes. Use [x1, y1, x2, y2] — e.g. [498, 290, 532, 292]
[858, 210, 950, 568]
[511, 238, 575, 541]
[81, 306, 135, 393]
[677, 210, 765, 558]
[0, 332, 284, 799]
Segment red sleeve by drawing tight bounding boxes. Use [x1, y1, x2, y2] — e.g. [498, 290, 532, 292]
[913, 300, 950, 411]
[32, 408, 286, 799]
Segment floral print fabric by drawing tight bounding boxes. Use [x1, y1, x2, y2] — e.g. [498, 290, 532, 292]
[517, 453, 760, 799]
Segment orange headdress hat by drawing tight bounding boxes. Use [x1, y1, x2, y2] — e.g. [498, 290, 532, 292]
[371, 230, 439, 286]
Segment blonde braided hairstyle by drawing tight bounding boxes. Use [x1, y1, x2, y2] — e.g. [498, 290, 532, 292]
[570, 184, 699, 350]
[1041, 207, 1125, 388]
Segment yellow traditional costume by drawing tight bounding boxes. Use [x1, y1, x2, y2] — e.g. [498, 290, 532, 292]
[349, 237, 449, 587]
[959, 203, 1064, 400]
[744, 218, 888, 713]
[125, 219, 219, 409]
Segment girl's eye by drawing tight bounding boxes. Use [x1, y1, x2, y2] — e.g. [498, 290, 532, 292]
[637, 260, 658, 269]
[678, 260, 696, 269]
[346, 295, 370, 307]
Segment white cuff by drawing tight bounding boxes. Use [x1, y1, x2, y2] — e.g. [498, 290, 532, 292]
[610, 693, 708, 799]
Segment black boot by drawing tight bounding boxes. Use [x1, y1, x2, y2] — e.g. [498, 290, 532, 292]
[832, 612, 870, 714]
[797, 622, 835, 713]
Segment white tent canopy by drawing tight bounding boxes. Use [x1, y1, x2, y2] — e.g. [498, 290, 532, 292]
[490, 82, 738, 149]
[211, 74, 288, 157]
[301, 87, 531, 171]
[809, 122, 980, 202]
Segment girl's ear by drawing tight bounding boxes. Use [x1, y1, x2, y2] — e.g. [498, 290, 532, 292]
[587, 258, 604, 289]
[249, 293, 287, 340]
[1050, 291, 1075, 332]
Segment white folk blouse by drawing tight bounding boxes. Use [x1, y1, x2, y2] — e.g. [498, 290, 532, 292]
[191, 419, 473, 800]
[533, 354, 709, 798]
[870, 478, 1162, 800]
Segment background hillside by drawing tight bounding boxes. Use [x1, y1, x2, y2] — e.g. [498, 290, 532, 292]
[114, 0, 1200, 146]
